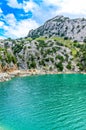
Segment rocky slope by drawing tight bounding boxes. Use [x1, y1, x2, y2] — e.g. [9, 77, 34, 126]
[28, 15, 86, 42]
[0, 15, 86, 73]
[0, 36, 86, 73]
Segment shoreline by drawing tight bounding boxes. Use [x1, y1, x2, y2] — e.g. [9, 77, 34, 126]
[0, 69, 86, 82]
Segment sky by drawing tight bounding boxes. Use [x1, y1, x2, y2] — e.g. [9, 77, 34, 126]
[0, 0, 86, 39]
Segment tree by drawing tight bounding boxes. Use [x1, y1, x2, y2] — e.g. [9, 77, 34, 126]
[83, 37, 86, 43]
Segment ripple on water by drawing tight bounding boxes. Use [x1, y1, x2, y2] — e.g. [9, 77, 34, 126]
[0, 74, 86, 130]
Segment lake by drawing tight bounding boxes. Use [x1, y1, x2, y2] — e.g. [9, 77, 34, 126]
[0, 74, 86, 130]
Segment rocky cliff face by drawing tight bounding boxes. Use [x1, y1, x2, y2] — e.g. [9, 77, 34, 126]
[0, 15, 86, 73]
[28, 15, 86, 42]
[0, 36, 86, 72]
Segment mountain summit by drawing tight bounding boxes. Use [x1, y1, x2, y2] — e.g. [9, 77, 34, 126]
[28, 15, 86, 42]
[1, 16, 86, 74]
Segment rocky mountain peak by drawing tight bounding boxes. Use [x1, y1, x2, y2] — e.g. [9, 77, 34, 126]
[28, 15, 86, 42]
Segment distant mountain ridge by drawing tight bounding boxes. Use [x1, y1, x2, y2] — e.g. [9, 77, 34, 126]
[28, 15, 86, 42]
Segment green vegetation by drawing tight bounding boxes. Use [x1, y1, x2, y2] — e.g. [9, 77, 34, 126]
[66, 62, 72, 70]
[12, 43, 23, 54]
[56, 55, 64, 62]
[0, 47, 17, 69]
[83, 37, 86, 43]
[29, 61, 36, 69]
[0, 36, 86, 72]
[6, 53, 17, 64]
[55, 62, 63, 71]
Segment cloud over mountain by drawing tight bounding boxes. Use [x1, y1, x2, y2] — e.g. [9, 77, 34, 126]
[0, 0, 86, 39]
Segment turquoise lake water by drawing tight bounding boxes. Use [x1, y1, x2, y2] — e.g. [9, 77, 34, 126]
[0, 74, 86, 130]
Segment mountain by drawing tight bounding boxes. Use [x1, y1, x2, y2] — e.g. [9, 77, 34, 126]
[0, 36, 86, 73]
[0, 16, 86, 73]
[28, 15, 86, 42]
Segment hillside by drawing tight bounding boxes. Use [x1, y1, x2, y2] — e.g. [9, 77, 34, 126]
[0, 36, 86, 73]
[28, 15, 86, 42]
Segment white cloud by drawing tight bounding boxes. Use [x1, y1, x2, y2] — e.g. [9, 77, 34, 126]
[2, 0, 86, 39]
[2, 13, 39, 38]
[7, 0, 22, 8]
[43, 0, 86, 16]
[23, 0, 39, 13]
[5, 19, 39, 38]
[5, 14, 16, 26]
[58, 0, 86, 15]
[43, 0, 62, 6]
[6, 0, 39, 12]
[0, 21, 4, 27]
[0, 8, 2, 13]
[6, 0, 56, 23]
[6, 0, 86, 17]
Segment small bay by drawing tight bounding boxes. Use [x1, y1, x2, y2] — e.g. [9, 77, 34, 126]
[0, 74, 86, 130]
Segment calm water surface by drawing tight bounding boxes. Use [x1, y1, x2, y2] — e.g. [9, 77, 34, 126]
[0, 74, 86, 130]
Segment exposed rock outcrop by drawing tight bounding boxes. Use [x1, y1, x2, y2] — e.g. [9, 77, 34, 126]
[28, 15, 86, 42]
[0, 16, 86, 74]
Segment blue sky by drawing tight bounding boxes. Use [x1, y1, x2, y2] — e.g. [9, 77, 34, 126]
[0, 0, 86, 39]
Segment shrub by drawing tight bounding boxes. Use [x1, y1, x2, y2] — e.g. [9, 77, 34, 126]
[74, 40, 78, 43]
[66, 62, 71, 70]
[49, 66, 53, 71]
[64, 37, 69, 40]
[50, 57, 54, 63]
[28, 61, 36, 69]
[39, 60, 46, 66]
[12, 44, 23, 54]
[45, 58, 49, 62]
[61, 33, 65, 37]
[83, 37, 86, 43]
[31, 61, 36, 68]
[77, 63, 83, 71]
[56, 55, 64, 62]
[37, 39, 47, 48]
[55, 62, 63, 71]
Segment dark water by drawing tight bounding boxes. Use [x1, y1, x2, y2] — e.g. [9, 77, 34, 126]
[0, 74, 86, 130]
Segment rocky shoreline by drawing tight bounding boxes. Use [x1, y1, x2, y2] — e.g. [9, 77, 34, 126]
[0, 69, 57, 82]
[0, 69, 85, 82]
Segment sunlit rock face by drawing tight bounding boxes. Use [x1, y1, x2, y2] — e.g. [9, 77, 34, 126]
[28, 15, 86, 42]
[1, 15, 86, 72]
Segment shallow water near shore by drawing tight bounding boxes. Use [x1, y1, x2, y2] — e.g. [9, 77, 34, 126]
[0, 74, 86, 130]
